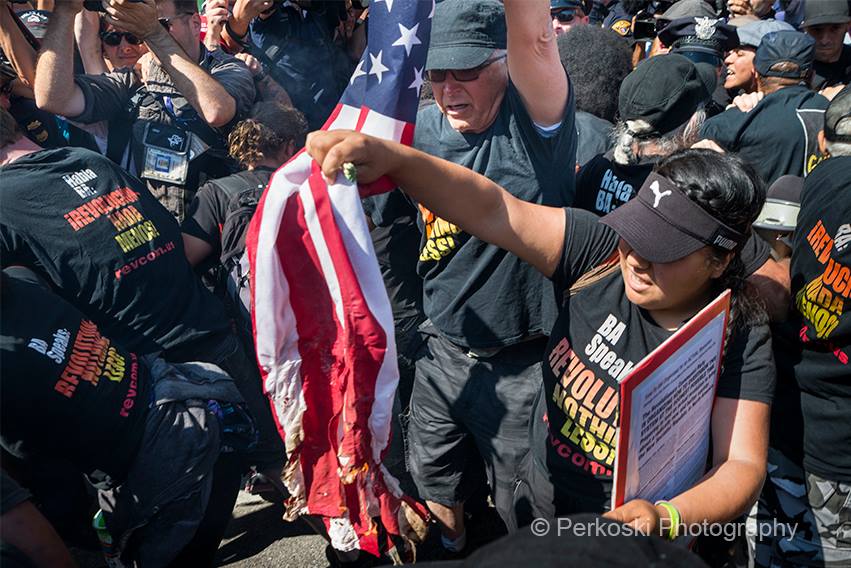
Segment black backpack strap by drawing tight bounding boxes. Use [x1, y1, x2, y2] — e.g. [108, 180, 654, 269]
[207, 172, 259, 200]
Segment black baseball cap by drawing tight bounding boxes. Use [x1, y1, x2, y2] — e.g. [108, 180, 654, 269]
[601, 173, 747, 263]
[754, 30, 814, 79]
[824, 83, 851, 142]
[802, 0, 851, 27]
[426, 0, 507, 71]
[618, 54, 710, 136]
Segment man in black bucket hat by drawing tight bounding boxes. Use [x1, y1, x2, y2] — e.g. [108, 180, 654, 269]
[407, 0, 576, 551]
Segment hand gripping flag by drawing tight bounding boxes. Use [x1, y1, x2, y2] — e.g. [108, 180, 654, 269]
[244, 0, 433, 559]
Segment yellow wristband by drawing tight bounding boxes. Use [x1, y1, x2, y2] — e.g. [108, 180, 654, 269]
[654, 500, 681, 541]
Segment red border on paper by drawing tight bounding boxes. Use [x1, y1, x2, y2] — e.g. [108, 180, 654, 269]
[611, 289, 731, 508]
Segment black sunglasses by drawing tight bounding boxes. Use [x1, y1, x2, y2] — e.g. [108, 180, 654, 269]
[100, 31, 144, 46]
[551, 9, 576, 23]
[427, 54, 507, 83]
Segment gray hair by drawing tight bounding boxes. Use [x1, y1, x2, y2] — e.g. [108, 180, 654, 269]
[611, 108, 707, 165]
[825, 139, 851, 157]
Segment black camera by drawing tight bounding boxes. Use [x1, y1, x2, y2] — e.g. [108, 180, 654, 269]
[632, 10, 657, 41]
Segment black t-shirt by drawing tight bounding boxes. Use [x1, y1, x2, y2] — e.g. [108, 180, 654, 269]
[699, 85, 829, 185]
[573, 152, 771, 277]
[574, 151, 652, 216]
[0, 273, 151, 481]
[362, 190, 424, 326]
[413, 81, 577, 348]
[182, 168, 274, 259]
[9, 96, 67, 149]
[776, 156, 851, 482]
[530, 210, 776, 507]
[812, 45, 851, 91]
[0, 147, 230, 355]
[575, 112, 613, 168]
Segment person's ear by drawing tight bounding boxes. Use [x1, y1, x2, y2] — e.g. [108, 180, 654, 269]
[710, 251, 733, 279]
[191, 13, 202, 36]
[818, 129, 829, 156]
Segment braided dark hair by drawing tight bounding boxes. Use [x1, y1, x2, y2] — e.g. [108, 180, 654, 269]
[655, 149, 768, 356]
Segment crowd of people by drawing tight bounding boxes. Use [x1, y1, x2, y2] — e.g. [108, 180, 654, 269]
[0, 0, 850, 566]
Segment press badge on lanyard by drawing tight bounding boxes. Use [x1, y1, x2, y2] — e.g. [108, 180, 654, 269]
[141, 122, 190, 185]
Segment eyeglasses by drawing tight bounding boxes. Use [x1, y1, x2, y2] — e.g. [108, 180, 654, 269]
[427, 54, 507, 83]
[552, 9, 576, 23]
[158, 13, 194, 31]
[100, 31, 144, 46]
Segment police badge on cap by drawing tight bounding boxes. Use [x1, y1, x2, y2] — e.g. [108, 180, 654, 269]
[694, 17, 719, 40]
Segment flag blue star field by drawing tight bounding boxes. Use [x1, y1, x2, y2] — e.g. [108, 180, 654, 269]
[245, 0, 433, 559]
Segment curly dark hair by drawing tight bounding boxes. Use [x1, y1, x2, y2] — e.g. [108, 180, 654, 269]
[228, 102, 308, 169]
[655, 149, 768, 349]
[557, 26, 632, 122]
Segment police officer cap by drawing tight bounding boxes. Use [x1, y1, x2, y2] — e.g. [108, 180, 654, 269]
[658, 17, 739, 56]
[551, 0, 584, 9]
[736, 19, 795, 49]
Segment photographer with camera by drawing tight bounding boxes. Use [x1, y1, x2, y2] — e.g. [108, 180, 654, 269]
[34, 0, 255, 222]
[220, 0, 352, 130]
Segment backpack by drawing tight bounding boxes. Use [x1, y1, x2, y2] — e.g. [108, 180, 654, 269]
[211, 171, 271, 342]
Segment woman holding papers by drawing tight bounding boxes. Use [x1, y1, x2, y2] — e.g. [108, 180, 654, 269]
[306, 131, 775, 541]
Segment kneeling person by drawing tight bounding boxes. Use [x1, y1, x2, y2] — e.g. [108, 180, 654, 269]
[0, 270, 254, 566]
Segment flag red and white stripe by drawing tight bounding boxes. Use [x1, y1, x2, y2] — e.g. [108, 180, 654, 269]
[245, 0, 433, 557]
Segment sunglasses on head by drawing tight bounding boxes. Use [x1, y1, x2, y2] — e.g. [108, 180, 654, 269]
[427, 54, 506, 83]
[552, 9, 577, 23]
[100, 31, 143, 46]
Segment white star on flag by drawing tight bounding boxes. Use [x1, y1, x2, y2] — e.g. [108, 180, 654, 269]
[350, 59, 367, 85]
[374, 0, 394, 13]
[409, 66, 424, 96]
[392, 22, 421, 56]
[369, 50, 389, 84]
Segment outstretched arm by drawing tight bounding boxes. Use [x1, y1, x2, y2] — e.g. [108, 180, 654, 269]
[504, 0, 568, 126]
[34, 0, 88, 117]
[306, 130, 566, 277]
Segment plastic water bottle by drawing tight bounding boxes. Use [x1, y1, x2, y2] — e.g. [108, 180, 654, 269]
[92, 510, 126, 568]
